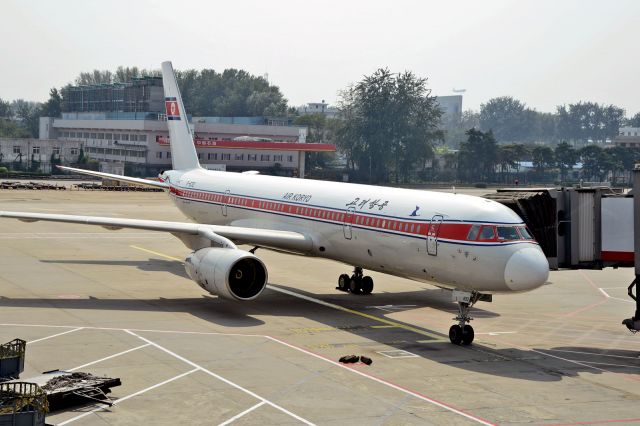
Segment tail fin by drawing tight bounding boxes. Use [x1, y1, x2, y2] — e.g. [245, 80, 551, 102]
[161, 61, 201, 171]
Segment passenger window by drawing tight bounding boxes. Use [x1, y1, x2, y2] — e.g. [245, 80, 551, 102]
[467, 225, 480, 241]
[497, 226, 520, 240]
[479, 226, 495, 240]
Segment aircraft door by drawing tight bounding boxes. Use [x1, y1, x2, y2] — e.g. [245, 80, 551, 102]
[426, 214, 443, 256]
[222, 189, 230, 217]
[343, 206, 355, 240]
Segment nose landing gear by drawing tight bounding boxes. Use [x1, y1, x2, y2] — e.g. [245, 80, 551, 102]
[337, 266, 374, 295]
[448, 290, 491, 345]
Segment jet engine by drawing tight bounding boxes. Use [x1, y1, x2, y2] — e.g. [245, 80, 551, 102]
[184, 247, 268, 301]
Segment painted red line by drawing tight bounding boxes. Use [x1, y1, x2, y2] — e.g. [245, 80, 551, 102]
[562, 298, 609, 318]
[544, 417, 640, 425]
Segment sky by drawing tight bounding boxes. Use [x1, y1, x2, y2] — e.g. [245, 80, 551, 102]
[1, 0, 639, 115]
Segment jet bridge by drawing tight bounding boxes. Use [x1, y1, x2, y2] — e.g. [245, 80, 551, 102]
[483, 170, 640, 333]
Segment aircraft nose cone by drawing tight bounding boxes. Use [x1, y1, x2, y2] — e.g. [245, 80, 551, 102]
[504, 247, 549, 291]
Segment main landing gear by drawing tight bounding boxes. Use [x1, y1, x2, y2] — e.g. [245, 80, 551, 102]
[448, 290, 490, 346]
[337, 266, 374, 295]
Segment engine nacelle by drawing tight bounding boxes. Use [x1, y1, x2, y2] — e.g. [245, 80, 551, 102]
[184, 248, 268, 301]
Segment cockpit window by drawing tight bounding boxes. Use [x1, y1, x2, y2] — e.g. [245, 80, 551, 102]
[467, 225, 481, 241]
[497, 226, 520, 241]
[518, 226, 534, 240]
[478, 226, 495, 240]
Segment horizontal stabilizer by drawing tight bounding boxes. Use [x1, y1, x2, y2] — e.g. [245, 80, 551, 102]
[57, 166, 168, 189]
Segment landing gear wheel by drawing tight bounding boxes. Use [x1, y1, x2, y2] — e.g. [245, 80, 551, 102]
[349, 279, 362, 295]
[461, 325, 474, 345]
[338, 274, 350, 291]
[361, 276, 374, 295]
[449, 325, 463, 345]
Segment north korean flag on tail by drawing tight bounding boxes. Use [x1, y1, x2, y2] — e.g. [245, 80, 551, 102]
[165, 97, 181, 120]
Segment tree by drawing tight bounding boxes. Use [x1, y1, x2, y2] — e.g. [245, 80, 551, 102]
[626, 112, 640, 127]
[176, 68, 288, 117]
[335, 68, 442, 183]
[41, 88, 62, 118]
[11, 99, 41, 137]
[496, 143, 529, 182]
[557, 102, 625, 145]
[531, 145, 555, 174]
[457, 129, 498, 182]
[0, 98, 11, 118]
[479, 96, 534, 143]
[554, 141, 577, 183]
[579, 145, 613, 181]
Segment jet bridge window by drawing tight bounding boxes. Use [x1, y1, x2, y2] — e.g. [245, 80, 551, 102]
[497, 226, 520, 241]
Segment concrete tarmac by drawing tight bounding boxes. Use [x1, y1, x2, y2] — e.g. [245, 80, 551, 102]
[0, 189, 639, 425]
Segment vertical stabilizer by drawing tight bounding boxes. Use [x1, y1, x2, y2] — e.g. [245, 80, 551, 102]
[161, 61, 201, 170]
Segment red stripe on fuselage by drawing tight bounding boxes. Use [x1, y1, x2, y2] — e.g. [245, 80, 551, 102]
[169, 186, 531, 244]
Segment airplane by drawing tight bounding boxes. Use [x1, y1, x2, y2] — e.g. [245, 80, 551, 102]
[0, 61, 549, 346]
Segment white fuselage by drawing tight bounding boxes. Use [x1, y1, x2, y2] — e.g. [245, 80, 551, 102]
[161, 168, 549, 294]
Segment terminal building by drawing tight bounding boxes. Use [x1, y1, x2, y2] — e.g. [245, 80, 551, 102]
[35, 77, 335, 177]
[614, 127, 640, 148]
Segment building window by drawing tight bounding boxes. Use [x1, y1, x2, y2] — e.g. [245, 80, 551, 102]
[274, 154, 283, 161]
[121, 134, 129, 141]
[167, 152, 171, 159]
[222, 153, 231, 160]
[260, 154, 270, 161]
[53, 147, 60, 155]
[156, 152, 163, 159]
[70, 148, 79, 156]
[235, 153, 244, 161]
[248, 154, 257, 161]
[139, 135, 147, 142]
[113, 134, 120, 141]
[105, 133, 112, 140]
[208, 153, 217, 160]
[32, 146, 40, 154]
[97, 133, 104, 139]
[13, 146, 21, 154]
[287, 155, 294, 162]
[131, 134, 138, 142]
[197, 153, 202, 159]
[90, 133, 96, 139]
[83, 132, 90, 138]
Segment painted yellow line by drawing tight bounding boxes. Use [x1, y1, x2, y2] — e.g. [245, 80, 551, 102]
[130, 245, 445, 341]
[130, 245, 183, 262]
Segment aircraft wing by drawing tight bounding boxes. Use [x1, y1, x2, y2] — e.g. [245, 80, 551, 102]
[0, 211, 313, 254]
[57, 166, 169, 189]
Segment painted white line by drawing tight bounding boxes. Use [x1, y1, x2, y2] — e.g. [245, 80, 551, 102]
[26, 327, 83, 345]
[0, 322, 496, 424]
[377, 350, 419, 358]
[598, 287, 634, 304]
[477, 331, 517, 336]
[69, 343, 151, 371]
[529, 348, 640, 380]
[218, 401, 266, 426]
[576, 360, 640, 369]
[547, 348, 640, 361]
[57, 368, 199, 425]
[124, 330, 315, 426]
[267, 335, 495, 425]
